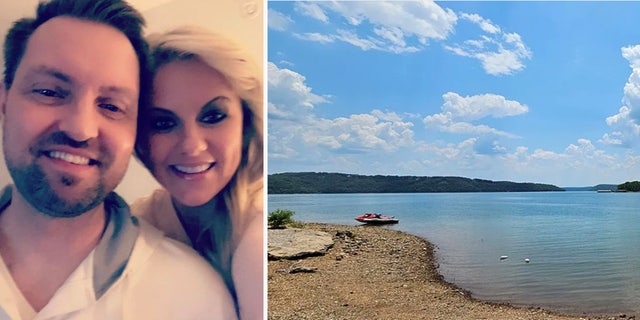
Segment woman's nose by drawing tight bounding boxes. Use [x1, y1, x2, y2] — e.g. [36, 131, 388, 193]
[180, 125, 207, 155]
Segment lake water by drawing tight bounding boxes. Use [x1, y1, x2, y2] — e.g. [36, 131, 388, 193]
[268, 192, 640, 316]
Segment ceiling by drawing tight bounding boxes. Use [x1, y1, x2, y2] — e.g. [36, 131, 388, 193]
[0, 0, 263, 74]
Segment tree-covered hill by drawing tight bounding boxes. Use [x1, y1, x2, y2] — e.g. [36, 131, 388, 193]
[563, 184, 618, 191]
[618, 181, 640, 192]
[268, 172, 564, 194]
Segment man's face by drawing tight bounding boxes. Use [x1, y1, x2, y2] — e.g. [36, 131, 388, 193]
[0, 17, 139, 217]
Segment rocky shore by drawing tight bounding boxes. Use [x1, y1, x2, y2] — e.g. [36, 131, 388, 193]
[268, 223, 630, 320]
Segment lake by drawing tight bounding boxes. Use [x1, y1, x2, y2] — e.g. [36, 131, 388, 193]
[268, 191, 640, 316]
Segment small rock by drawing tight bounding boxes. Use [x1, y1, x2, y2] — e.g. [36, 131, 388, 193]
[336, 230, 353, 238]
[289, 266, 318, 274]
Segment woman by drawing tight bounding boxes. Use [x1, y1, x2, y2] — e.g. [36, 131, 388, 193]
[132, 26, 263, 319]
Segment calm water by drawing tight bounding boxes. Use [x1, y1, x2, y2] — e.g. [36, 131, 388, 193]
[268, 192, 640, 316]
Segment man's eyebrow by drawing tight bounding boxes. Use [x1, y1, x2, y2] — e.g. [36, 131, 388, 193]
[100, 86, 137, 101]
[25, 65, 73, 83]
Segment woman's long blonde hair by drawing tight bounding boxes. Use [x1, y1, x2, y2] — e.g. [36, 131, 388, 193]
[135, 25, 263, 284]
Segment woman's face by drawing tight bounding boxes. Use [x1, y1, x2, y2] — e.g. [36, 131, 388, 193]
[148, 59, 244, 207]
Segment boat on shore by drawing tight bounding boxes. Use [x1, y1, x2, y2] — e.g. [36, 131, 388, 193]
[355, 213, 399, 224]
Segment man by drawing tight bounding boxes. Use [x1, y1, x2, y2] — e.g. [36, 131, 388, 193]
[0, 0, 236, 319]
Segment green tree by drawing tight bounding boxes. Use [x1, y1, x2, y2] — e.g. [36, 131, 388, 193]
[268, 209, 295, 229]
[619, 181, 640, 192]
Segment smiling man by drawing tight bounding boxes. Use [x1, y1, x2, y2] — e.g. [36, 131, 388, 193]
[0, 0, 235, 319]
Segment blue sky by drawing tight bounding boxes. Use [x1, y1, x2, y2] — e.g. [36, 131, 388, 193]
[267, 1, 640, 187]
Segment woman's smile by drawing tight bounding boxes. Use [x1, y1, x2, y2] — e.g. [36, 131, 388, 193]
[170, 162, 215, 175]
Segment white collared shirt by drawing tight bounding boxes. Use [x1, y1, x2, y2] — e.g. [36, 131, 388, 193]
[0, 186, 237, 320]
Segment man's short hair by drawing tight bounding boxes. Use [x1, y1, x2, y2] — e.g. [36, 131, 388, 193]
[2, 0, 151, 110]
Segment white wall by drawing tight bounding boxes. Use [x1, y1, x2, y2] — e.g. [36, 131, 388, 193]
[0, 0, 263, 204]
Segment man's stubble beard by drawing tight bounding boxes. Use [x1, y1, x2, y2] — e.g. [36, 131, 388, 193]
[7, 161, 106, 218]
[3, 130, 116, 218]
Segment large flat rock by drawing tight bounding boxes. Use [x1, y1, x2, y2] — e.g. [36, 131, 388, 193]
[268, 228, 334, 260]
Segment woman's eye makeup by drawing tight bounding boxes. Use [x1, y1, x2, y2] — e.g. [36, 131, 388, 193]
[150, 117, 177, 131]
[148, 109, 179, 132]
[199, 98, 229, 125]
[199, 109, 227, 124]
[148, 97, 234, 133]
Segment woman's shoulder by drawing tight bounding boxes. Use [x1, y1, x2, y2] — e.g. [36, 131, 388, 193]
[130, 188, 191, 245]
[130, 189, 170, 217]
[234, 210, 263, 254]
[231, 211, 264, 320]
[233, 216, 263, 275]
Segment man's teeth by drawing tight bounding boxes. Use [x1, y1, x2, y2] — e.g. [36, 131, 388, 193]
[174, 164, 211, 174]
[48, 151, 90, 165]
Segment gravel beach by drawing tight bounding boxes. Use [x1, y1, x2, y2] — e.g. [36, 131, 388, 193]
[268, 223, 629, 320]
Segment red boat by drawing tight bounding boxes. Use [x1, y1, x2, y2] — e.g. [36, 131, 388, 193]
[355, 213, 399, 224]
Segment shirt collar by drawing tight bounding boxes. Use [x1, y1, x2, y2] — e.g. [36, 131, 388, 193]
[92, 191, 139, 299]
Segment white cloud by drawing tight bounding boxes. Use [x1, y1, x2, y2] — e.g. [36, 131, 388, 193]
[268, 9, 293, 31]
[565, 139, 596, 155]
[423, 114, 517, 138]
[267, 62, 329, 119]
[300, 111, 415, 152]
[599, 132, 623, 146]
[289, 1, 456, 54]
[327, 1, 456, 40]
[622, 45, 640, 69]
[278, 3, 530, 73]
[606, 106, 631, 126]
[268, 63, 416, 161]
[441, 92, 529, 121]
[459, 13, 500, 34]
[423, 92, 528, 138]
[277, 59, 295, 68]
[477, 49, 527, 76]
[373, 26, 406, 48]
[530, 149, 561, 160]
[563, 139, 616, 167]
[294, 2, 328, 23]
[391, 136, 631, 186]
[445, 12, 532, 75]
[603, 45, 640, 147]
[333, 29, 420, 54]
[294, 32, 335, 44]
[335, 29, 378, 51]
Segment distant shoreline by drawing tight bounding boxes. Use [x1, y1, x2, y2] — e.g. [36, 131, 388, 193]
[268, 222, 615, 320]
[268, 172, 564, 194]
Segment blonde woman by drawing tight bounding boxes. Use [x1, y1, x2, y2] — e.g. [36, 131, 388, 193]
[132, 26, 263, 319]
